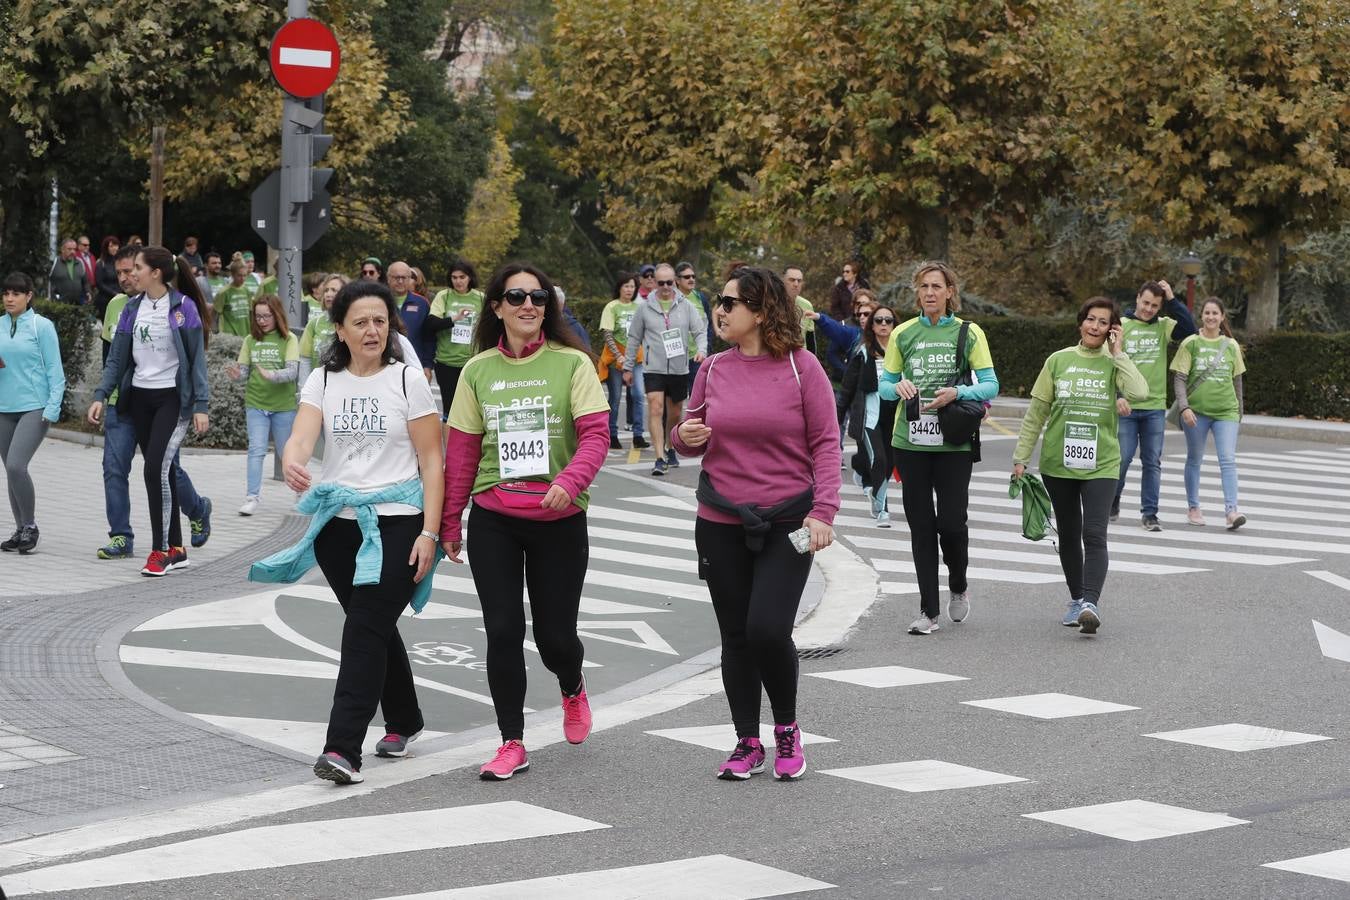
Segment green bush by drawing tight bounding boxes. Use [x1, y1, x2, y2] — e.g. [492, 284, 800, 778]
[31, 300, 99, 420]
[184, 333, 248, 450]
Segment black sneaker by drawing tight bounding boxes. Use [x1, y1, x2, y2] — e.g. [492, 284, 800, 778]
[14, 525, 38, 555]
[1109, 497, 1120, 523]
[313, 752, 363, 784]
[0, 529, 19, 552]
[190, 497, 213, 548]
[1141, 515, 1162, 532]
[632, 435, 650, 449]
[652, 458, 668, 477]
[666, 448, 679, 468]
[375, 729, 422, 758]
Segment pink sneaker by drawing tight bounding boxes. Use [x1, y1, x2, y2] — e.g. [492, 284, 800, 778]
[561, 683, 592, 745]
[773, 723, 806, 780]
[717, 737, 766, 781]
[479, 740, 529, 780]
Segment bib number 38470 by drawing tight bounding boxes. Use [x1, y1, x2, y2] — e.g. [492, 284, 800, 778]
[1063, 422, 1098, 470]
[497, 406, 549, 478]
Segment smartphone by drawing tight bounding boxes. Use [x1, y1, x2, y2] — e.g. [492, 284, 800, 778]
[788, 526, 812, 554]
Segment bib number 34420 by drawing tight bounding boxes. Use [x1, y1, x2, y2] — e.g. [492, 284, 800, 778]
[908, 402, 943, 447]
[1063, 422, 1098, 470]
[497, 406, 549, 478]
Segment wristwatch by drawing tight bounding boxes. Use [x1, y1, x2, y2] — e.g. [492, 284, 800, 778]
[418, 530, 439, 542]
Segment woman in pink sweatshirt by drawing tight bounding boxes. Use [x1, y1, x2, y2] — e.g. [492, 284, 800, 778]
[440, 263, 611, 781]
[671, 266, 841, 782]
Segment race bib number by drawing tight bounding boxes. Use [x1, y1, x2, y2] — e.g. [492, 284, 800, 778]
[661, 328, 685, 358]
[1063, 422, 1098, 470]
[875, 360, 885, 381]
[496, 406, 549, 478]
[908, 402, 943, 447]
[451, 315, 473, 344]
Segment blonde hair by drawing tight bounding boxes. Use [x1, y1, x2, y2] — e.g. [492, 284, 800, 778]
[912, 260, 962, 315]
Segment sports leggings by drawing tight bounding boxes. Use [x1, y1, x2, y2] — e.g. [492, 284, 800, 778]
[893, 448, 972, 619]
[696, 518, 813, 739]
[0, 409, 48, 528]
[129, 387, 189, 552]
[1042, 475, 1116, 604]
[467, 503, 588, 742]
[433, 362, 463, 422]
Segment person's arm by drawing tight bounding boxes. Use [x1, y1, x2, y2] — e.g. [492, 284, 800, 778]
[957, 367, 999, 402]
[1233, 373, 1244, 420]
[408, 412, 444, 581]
[670, 357, 711, 456]
[551, 411, 610, 501]
[814, 313, 859, 350]
[440, 428, 482, 549]
[1165, 297, 1197, 341]
[839, 350, 863, 411]
[93, 325, 131, 402]
[1012, 359, 1054, 467]
[186, 324, 210, 420]
[281, 402, 323, 493]
[689, 303, 708, 356]
[40, 320, 65, 422]
[623, 306, 646, 370]
[1172, 370, 1190, 411]
[260, 360, 300, 383]
[1113, 352, 1148, 403]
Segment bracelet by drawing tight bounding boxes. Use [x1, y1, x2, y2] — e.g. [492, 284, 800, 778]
[418, 530, 439, 542]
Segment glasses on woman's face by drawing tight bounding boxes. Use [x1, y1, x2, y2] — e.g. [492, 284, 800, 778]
[255, 312, 275, 321]
[362, 268, 377, 277]
[716, 294, 756, 312]
[501, 288, 551, 307]
[858, 310, 872, 320]
[871, 315, 896, 325]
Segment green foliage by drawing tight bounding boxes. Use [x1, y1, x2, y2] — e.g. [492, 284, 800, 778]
[460, 132, 522, 272]
[184, 334, 248, 450]
[31, 300, 97, 420]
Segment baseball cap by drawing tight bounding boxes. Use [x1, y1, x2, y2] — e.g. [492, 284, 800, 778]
[639, 264, 656, 277]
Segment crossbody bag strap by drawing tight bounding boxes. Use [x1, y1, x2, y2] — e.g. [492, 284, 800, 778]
[1185, 336, 1230, 393]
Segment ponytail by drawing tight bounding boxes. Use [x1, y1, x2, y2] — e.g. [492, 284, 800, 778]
[173, 255, 213, 346]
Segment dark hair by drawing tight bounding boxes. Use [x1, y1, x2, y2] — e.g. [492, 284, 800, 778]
[1199, 296, 1235, 339]
[675, 261, 695, 276]
[783, 264, 804, 277]
[476, 262, 595, 360]
[728, 266, 803, 358]
[137, 246, 213, 345]
[720, 259, 750, 284]
[360, 257, 385, 282]
[303, 270, 326, 295]
[321, 280, 405, 372]
[612, 271, 638, 299]
[447, 259, 478, 290]
[2, 272, 35, 295]
[1076, 296, 1121, 327]
[206, 251, 222, 264]
[249, 294, 290, 341]
[114, 244, 140, 263]
[1137, 281, 1165, 301]
[860, 302, 895, 359]
[99, 236, 120, 259]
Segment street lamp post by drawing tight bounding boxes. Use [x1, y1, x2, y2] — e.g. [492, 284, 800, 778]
[1179, 252, 1203, 312]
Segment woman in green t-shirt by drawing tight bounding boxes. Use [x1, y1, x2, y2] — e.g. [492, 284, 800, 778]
[425, 259, 485, 420]
[299, 273, 346, 384]
[1012, 297, 1148, 635]
[1171, 297, 1247, 530]
[227, 294, 300, 516]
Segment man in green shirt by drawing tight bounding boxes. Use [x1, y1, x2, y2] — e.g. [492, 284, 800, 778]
[215, 261, 255, 337]
[785, 265, 816, 354]
[204, 252, 229, 299]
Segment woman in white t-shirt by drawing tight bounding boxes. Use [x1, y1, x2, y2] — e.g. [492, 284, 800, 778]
[279, 280, 445, 785]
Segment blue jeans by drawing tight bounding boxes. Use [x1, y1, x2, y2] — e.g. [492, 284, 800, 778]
[1115, 408, 1165, 516]
[103, 404, 202, 540]
[606, 365, 645, 439]
[1183, 414, 1240, 512]
[246, 407, 297, 498]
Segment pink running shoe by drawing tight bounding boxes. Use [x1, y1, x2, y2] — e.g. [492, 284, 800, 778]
[717, 737, 766, 781]
[561, 682, 592, 745]
[773, 723, 806, 780]
[479, 740, 529, 780]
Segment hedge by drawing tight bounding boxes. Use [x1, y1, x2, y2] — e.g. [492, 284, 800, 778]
[31, 300, 99, 420]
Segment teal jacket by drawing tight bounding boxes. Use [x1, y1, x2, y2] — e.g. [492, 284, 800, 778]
[0, 308, 65, 421]
[248, 478, 441, 613]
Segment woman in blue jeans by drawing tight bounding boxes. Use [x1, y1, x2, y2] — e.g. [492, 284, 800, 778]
[227, 294, 299, 516]
[1171, 297, 1246, 530]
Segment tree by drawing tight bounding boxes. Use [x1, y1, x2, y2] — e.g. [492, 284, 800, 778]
[1054, 0, 1350, 334]
[460, 131, 523, 271]
[749, 0, 1066, 264]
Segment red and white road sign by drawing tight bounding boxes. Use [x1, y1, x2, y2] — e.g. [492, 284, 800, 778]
[269, 18, 341, 98]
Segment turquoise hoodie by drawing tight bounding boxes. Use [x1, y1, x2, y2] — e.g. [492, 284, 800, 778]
[0, 307, 65, 421]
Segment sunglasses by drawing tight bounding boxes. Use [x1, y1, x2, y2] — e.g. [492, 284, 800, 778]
[678, 273, 696, 279]
[361, 269, 377, 276]
[656, 279, 674, 287]
[871, 316, 896, 325]
[715, 295, 758, 312]
[501, 288, 551, 307]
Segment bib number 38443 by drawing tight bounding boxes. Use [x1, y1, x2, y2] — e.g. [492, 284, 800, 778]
[497, 406, 549, 478]
[1063, 422, 1098, 470]
[908, 402, 943, 447]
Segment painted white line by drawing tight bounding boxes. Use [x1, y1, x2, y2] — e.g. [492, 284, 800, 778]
[190, 715, 448, 758]
[645, 723, 837, 751]
[820, 759, 1027, 793]
[619, 494, 697, 512]
[1023, 799, 1247, 842]
[435, 569, 709, 604]
[590, 524, 696, 552]
[962, 692, 1139, 719]
[380, 854, 835, 899]
[576, 620, 678, 655]
[1307, 570, 1350, 592]
[586, 505, 693, 531]
[588, 544, 696, 574]
[807, 665, 967, 688]
[278, 47, 333, 68]
[1263, 846, 1350, 885]
[868, 545, 1205, 576]
[791, 540, 880, 651]
[1312, 619, 1350, 663]
[880, 581, 920, 595]
[5, 801, 607, 895]
[871, 560, 1064, 584]
[119, 646, 337, 679]
[1144, 723, 1331, 752]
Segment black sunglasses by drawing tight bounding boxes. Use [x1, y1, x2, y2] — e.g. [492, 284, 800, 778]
[716, 294, 758, 312]
[501, 288, 551, 307]
[871, 316, 896, 325]
[656, 279, 674, 287]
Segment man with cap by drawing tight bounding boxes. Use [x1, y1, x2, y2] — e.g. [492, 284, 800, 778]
[241, 251, 263, 294]
[637, 264, 657, 299]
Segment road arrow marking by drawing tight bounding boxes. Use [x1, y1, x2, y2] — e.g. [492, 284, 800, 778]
[1312, 620, 1350, 664]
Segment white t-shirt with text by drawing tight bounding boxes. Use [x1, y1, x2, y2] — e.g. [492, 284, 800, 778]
[130, 298, 180, 389]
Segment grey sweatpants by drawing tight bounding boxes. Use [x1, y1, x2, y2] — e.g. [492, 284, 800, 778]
[0, 409, 49, 529]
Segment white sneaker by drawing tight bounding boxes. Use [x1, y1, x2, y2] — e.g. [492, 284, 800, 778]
[876, 510, 890, 528]
[239, 496, 260, 516]
[907, 615, 940, 635]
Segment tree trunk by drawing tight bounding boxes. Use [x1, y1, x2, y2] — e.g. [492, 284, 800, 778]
[913, 207, 950, 261]
[1245, 230, 1281, 335]
[148, 125, 166, 247]
[676, 183, 716, 265]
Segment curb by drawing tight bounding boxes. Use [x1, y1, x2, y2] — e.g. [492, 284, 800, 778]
[46, 425, 246, 455]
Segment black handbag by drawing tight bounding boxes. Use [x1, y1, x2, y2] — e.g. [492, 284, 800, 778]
[936, 321, 985, 447]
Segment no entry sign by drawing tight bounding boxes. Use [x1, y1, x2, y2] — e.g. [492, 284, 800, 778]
[269, 18, 341, 98]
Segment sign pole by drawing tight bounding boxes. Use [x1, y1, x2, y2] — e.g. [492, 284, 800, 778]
[277, 0, 308, 332]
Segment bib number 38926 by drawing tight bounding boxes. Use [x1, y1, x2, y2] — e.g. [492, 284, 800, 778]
[1063, 422, 1098, 471]
[908, 400, 943, 447]
[497, 406, 549, 478]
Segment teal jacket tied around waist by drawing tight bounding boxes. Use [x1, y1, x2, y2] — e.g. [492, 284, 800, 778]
[248, 478, 441, 613]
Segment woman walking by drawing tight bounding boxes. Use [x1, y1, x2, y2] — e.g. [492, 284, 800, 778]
[93, 236, 122, 316]
[1012, 297, 1148, 634]
[425, 259, 484, 417]
[598, 272, 649, 451]
[214, 255, 255, 337]
[672, 266, 840, 781]
[880, 262, 999, 634]
[88, 248, 211, 576]
[255, 280, 443, 785]
[441, 263, 610, 780]
[299, 274, 346, 383]
[1172, 297, 1247, 530]
[227, 294, 300, 516]
[0, 273, 65, 554]
[840, 302, 898, 526]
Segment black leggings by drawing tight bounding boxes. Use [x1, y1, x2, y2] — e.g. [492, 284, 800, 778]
[433, 362, 463, 421]
[129, 387, 189, 552]
[468, 503, 588, 742]
[696, 518, 813, 738]
[893, 448, 972, 618]
[312, 513, 424, 769]
[1043, 475, 1115, 605]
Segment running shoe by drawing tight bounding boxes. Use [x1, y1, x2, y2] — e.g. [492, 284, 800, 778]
[97, 535, 135, 560]
[851, 470, 865, 489]
[0, 529, 19, 552]
[632, 435, 650, 449]
[666, 448, 680, 468]
[1062, 599, 1084, 627]
[141, 550, 171, 577]
[773, 723, 806, 780]
[1226, 511, 1247, 531]
[907, 615, 940, 635]
[1109, 497, 1120, 523]
[561, 682, 592, 744]
[717, 737, 766, 781]
[1187, 507, 1205, 526]
[651, 458, 668, 477]
[1141, 515, 1162, 532]
[609, 435, 623, 451]
[948, 590, 970, 623]
[375, 729, 422, 758]
[14, 525, 38, 554]
[479, 740, 529, 780]
[313, 751, 363, 784]
[875, 509, 891, 528]
[239, 495, 260, 516]
[167, 546, 190, 570]
[190, 497, 213, 548]
[1077, 601, 1101, 635]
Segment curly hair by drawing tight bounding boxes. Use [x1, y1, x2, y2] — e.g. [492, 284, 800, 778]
[728, 266, 803, 358]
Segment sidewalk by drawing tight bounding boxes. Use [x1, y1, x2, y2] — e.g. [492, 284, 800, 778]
[2, 433, 295, 597]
